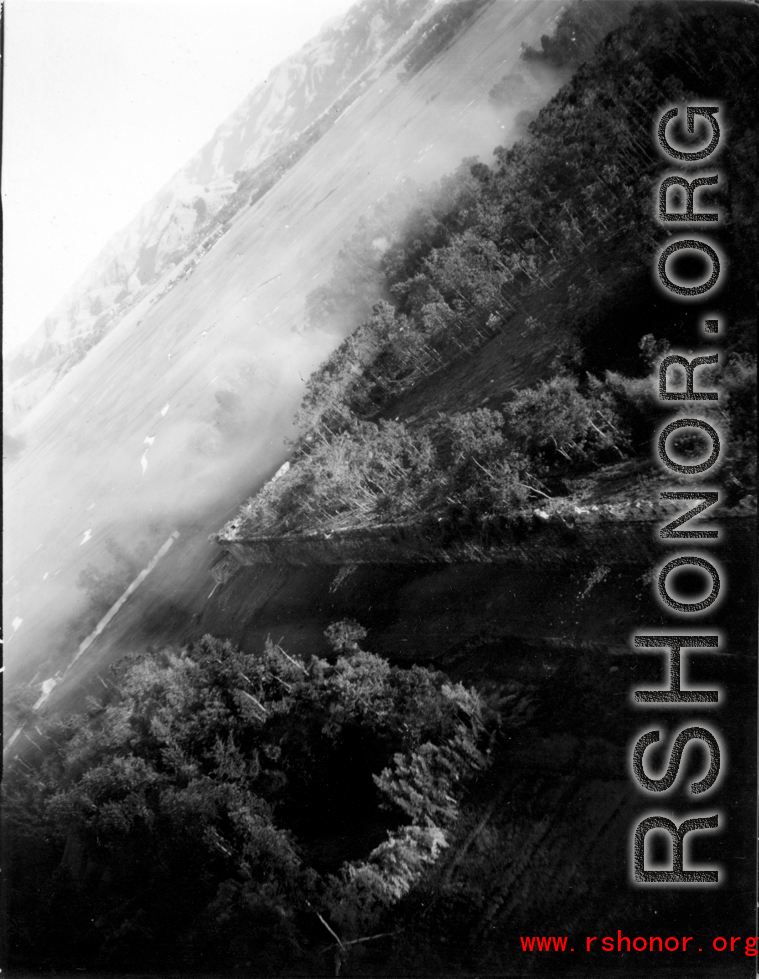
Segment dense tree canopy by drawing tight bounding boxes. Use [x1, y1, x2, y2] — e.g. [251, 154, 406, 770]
[5, 627, 492, 972]
[7, 4, 757, 975]
[229, 1, 756, 542]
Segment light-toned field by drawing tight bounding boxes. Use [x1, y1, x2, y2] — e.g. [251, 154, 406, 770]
[4, 0, 564, 735]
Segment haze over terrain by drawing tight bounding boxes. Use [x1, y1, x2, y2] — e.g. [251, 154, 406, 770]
[5, 3, 756, 970]
[2, 0, 356, 355]
[4, 0, 564, 731]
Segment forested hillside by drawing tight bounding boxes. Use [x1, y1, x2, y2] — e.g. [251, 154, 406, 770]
[4, 4, 757, 975]
[221, 0, 756, 548]
[5, 625, 495, 971]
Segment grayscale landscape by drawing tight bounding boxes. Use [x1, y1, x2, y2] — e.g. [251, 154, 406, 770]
[3, 2, 757, 975]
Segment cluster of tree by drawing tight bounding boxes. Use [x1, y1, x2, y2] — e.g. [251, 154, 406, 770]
[489, 2, 636, 107]
[9, 7, 757, 973]
[521, 0, 637, 68]
[235, 0, 756, 544]
[10, 624, 680, 976]
[241, 417, 438, 532]
[304, 213, 400, 336]
[303, 2, 756, 409]
[251, 343, 755, 540]
[5, 624, 492, 973]
[302, 175, 490, 338]
[398, 0, 495, 79]
[238, 377, 641, 539]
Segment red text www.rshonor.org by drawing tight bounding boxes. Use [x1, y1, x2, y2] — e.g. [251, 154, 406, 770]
[520, 934, 759, 955]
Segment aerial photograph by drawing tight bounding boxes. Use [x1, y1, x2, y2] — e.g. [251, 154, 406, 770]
[2, 1, 757, 976]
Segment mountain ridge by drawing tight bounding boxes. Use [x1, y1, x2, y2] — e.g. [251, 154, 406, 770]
[4, 0, 563, 703]
[5, 0, 439, 417]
